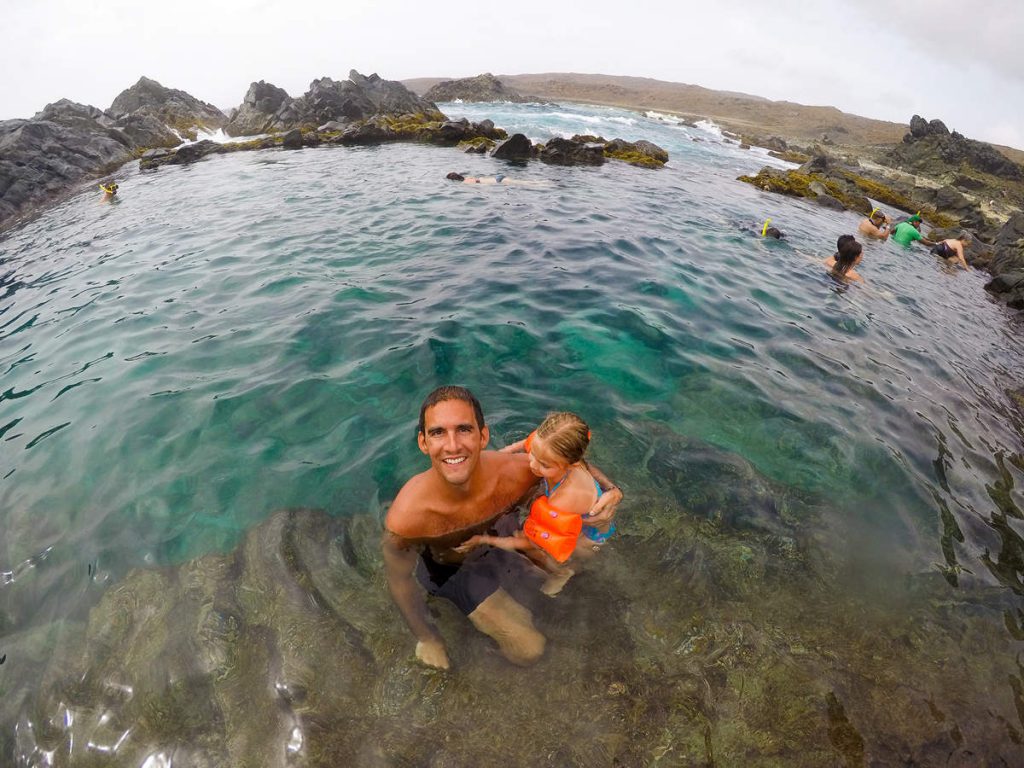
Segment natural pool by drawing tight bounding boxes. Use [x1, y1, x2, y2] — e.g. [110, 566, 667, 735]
[1, 102, 1023, 765]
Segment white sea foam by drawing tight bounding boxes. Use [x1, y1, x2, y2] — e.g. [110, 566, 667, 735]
[644, 110, 684, 125]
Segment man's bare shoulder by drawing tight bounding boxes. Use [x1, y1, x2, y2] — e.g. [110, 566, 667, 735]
[385, 470, 436, 539]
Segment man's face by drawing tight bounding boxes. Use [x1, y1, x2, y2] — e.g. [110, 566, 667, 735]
[418, 399, 489, 487]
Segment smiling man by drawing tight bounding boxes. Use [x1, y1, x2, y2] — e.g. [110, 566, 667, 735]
[383, 385, 621, 669]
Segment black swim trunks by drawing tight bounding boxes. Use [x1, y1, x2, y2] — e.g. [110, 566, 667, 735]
[415, 510, 543, 614]
[931, 242, 955, 259]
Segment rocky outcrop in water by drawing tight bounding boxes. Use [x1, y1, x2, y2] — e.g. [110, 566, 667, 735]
[0, 107, 135, 231]
[223, 71, 444, 138]
[489, 133, 669, 168]
[423, 73, 541, 104]
[109, 76, 228, 140]
[0, 78, 228, 232]
[894, 115, 1023, 182]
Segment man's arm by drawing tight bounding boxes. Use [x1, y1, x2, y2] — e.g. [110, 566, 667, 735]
[381, 530, 450, 669]
[585, 462, 623, 526]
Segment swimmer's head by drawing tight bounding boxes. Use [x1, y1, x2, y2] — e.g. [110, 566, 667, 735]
[834, 241, 863, 275]
[765, 227, 784, 239]
[869, 209, 885, 223]
[958, 231, 972, 243]
[836, 234, 856, 252]
[100, 182, 118, 195]
[446, 172, 465, 182]
[418, 385, 484, 434]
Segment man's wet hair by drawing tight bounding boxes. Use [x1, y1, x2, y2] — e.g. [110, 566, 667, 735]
[836, 234, 856, 252]
[446, 172, 465, 181]
[418, 385, 485, 434]
[765, 227, 784, 239]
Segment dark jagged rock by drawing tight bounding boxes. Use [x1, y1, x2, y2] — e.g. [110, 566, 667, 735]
[348, 70, 443, 119]
[113, 114, 182, 149]
[223, 72, 444, 138]
[281, 128, 304, 150]
[0, 116, 135, 230]
[895, 114, 1022, 182]
[604, 138, 669, 168]
[492, 133, 533, 160]
[539, 137, 605, 166]
[223, 80, 294, 137]
[109, 76, 227, 139]
[423, 73, 540, 104]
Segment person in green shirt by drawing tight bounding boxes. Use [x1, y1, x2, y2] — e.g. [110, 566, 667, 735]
[891, 214, 936, 248]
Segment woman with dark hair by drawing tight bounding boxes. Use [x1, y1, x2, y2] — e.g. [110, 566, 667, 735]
[823, 235, 864, 282]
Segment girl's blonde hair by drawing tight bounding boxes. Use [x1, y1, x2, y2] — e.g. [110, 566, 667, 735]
[535, 412, 590, 465]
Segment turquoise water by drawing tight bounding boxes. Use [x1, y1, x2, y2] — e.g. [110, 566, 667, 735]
[2, 102, 1024, 763]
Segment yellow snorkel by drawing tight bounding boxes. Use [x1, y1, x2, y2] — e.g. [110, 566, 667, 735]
[99, 183, 118, 195]
[761, 218, 771, 237]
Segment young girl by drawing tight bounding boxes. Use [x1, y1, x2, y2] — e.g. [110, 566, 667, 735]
[456, 412, 614, 595]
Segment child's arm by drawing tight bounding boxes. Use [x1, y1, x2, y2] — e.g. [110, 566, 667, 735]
[499, 438, 527, 454]
[454, 531, 532, 553]
[584, 463, 623, 527]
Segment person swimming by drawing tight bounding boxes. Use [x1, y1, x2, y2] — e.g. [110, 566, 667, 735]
[930, 232, 972, 270]
[858, 208, 891, 240]
[823, 235, 864, 282]
[99, 181, 119, 198]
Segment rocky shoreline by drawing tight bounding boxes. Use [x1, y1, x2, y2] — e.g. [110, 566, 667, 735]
[0, 71, 667, 237]
[3, 70, 1023, 313]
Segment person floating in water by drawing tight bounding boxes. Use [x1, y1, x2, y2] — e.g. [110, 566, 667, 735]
[858, 208, 891, 240]
[99, 181, 119, 200]
[931, 232, 972, 270]
[759, 218, 784, 239]
[824, 234, 864, 282]
[457, 412, 614, 596]
[447, 172, 508, 185]
[445, 172, 549, 187]
[891, 214, 936, 248]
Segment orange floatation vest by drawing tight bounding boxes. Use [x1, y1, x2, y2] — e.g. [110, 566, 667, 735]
[522, 430, 582, 563]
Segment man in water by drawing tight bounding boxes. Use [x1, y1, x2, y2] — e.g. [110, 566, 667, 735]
[445, 172, 548, 187]
[382, 386, 621, 669]
[931, 232, 972, 270]
[858, 209, 891, 240]
[891, 214, 936, 248]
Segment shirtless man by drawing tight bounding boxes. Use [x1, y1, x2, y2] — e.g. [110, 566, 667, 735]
[930, 233, 971, 270]
[382, 386, 621, 669]
[858, 209, 891, 240]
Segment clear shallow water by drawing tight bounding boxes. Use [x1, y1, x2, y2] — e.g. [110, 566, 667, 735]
[2, 102, 1024, 764]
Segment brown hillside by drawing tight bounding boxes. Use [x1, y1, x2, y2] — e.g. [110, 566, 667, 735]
[403, 72, 1024, 164]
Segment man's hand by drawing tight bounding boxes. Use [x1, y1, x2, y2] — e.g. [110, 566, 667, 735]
[415, 638, 451, 669]
[587, 486, 623, 526]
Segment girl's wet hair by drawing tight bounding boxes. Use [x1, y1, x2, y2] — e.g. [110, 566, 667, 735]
[834, 241, 862, 275]
[535, 412, 590, 464]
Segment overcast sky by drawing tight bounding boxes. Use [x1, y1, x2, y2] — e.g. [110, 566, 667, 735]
[4, 0, 1023, 148]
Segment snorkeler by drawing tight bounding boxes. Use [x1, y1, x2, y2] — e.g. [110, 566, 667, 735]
[446, 172, 507, 184]
[759, 218, 784, 239]
[457, 412, 612, 596]
[931, 233, 972, 270]
[858, 208, 891, 240]
[445, 172, 549, 187]
[99, 181, 119, 199]
[823, 235, 864, 282]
